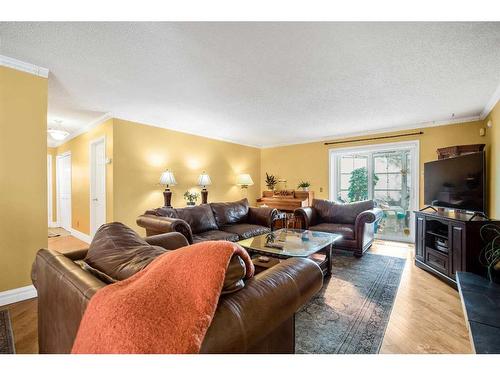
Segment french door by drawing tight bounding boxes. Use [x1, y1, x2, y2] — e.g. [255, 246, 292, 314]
[330, 141, 419, 243]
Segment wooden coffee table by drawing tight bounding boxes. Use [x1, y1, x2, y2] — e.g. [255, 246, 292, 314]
[238, 229, 342, 276]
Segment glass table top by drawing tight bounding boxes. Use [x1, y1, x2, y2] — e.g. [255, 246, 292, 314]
[238, 229, 342, 257]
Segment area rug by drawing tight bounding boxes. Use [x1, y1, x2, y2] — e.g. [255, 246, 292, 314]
[0, 309, 15, 354]
[296, 251, 406, 354]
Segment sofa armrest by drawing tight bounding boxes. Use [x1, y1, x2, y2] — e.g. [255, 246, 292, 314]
[144, 232, 189, 250]
[355, 207, 383, 228]
[248, 206, 278, 228]
[200, 257, 323, 353]
[294, 207, 318, 229]
[136, 214, 194, 244]
[31, 249, 106, 353]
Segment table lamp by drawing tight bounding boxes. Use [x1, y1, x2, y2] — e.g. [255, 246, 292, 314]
[197, 171, 212, 204]
[236, 174, 254, 189]
[159, 170, 177, 207]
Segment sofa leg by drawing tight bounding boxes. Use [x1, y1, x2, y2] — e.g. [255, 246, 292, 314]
[354, 252, 363, 258]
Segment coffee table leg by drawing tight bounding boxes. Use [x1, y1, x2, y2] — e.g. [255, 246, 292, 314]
[325, 243, 333, 277]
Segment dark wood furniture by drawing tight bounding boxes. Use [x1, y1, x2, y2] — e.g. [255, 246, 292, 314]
[256, 190, 314, 212]
[436, 143, 485, 160]
[414, 210, 499, 287]
[456, 272, 500, 354]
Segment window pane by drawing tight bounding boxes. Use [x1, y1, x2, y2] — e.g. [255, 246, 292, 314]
[340, 174, 350, 190]
[340, 156, 354, 173]
[374, 157, 387, 173]
[353, 156, 368, 169]
[387, 174, 402, 189]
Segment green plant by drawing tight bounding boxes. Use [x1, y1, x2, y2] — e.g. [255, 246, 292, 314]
[347, 167, 379, 202]
[183, 191, 200, 204]
[480, 224, 500, 282]
[297, 181, 311, 189]
[265, 173, 278, 190]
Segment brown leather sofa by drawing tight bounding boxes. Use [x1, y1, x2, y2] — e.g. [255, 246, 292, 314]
[294, 199, 383, 257]
[137, 198, 278, 244]
[31, 226, 322, 354]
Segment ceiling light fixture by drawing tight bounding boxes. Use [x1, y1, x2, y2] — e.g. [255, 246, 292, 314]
[47, 120, 70, 141]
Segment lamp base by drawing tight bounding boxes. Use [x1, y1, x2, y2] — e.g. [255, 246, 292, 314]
[201, 189, 208, 204]
[163, 189, 173, 207]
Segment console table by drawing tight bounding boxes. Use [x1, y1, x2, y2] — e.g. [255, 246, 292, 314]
[456, 272, 500, 354]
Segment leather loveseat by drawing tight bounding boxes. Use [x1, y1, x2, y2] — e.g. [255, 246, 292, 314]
[136, 198, 278, 244]
[294, 199, 383, 257]
[31, 222, 323, 354]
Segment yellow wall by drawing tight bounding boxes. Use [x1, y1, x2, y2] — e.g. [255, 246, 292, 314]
[0, 66, 48, 292]
[113, 119, 261, 233]
[261, 120, 491, 213]
[485, 100, 500, 218]
[54, 119, 114, 234]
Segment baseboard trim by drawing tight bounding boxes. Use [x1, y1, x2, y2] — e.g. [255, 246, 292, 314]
[70, 228, 92, 244]
[48, 221, 59, 228]
[0, 285, 37, 307]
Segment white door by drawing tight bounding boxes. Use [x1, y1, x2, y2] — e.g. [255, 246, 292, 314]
[90, 137, 107, 237]
[57, 153, 72, 231]
[47, 155, 53, 226]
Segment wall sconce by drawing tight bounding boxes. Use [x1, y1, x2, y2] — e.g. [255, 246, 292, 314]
[159, 169, 177, 207]
[197, 171, 212, 204]
[236, 174, 254, 189]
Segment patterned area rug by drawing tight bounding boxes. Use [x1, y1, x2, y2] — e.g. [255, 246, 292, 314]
[296, 251, 406, 354]
[0, 309, 15, 354]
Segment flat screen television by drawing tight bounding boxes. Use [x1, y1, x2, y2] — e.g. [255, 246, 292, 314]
[424, 152, 486, 213]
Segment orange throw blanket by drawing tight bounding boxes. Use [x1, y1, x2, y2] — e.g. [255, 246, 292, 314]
[71, 241, 254, 354]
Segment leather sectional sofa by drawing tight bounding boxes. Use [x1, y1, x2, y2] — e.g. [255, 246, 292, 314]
[31, 223, 323, 353]
[294, 199, 383, 257]
[137, 198, 278, 244]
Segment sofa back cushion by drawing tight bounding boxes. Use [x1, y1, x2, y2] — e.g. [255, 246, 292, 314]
[174, 204, 218, 234]
[210, 198, 249, 227]
[84, 222, 167, 282]
[312, 199, 374, 225]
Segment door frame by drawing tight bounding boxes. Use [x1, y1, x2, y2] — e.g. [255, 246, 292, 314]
[47, 154, 54, 227]
[89, 136, 107, 237]
[328, 140, 420, 242]
[56, 151, 72, 231]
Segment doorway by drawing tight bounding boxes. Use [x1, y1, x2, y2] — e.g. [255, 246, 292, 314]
[90, 136, 106, 237]
[329, 141, 419, 243]
[56, 152, 72, 231]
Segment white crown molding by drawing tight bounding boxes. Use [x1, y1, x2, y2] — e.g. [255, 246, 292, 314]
[0, 285, 37, 307]
[52, 112, 113, 148]
[480, 82, 500, 119]
[260, 115, 482, 149]
[70, 228, 92, 244]
[0, 54, 49, 78]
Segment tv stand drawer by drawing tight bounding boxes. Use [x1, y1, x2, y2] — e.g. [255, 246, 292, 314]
[425, 247, 449, 275]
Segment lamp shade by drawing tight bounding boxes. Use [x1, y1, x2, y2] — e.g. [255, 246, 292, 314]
[197, 172, 212, 187]
[159, 170, 177, 187]
[236, 174, 254, 187]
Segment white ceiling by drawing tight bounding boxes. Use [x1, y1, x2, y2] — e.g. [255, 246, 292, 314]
[1, 22, 500, 148]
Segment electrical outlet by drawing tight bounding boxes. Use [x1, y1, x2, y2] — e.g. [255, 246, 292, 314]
[319, 187, 323, 193]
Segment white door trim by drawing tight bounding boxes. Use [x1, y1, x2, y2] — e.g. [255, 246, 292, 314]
[89, 136, 107, 237]
[47, 154, 54, 227]
[56, 151, 72, 231]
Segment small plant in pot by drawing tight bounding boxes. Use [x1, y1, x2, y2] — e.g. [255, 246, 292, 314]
[297, 181, 311, 191]
[265, 173, 278, 191]
[183, 191, 200, 206]
[479, 224, 500, 283]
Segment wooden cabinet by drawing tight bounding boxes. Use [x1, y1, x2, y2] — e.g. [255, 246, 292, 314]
[414, 211, 498, 287]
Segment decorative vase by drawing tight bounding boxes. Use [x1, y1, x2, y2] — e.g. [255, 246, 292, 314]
[302, 187, 309, 191]
[187, 201, 196, 206]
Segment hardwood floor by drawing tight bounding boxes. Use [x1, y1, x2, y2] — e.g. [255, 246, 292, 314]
[3, 236, 472, 354]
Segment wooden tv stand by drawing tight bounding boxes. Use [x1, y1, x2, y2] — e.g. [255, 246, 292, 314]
[414, 210, 498, 287]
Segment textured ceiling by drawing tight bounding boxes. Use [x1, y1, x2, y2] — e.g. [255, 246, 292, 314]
[1, 22, 500, 147]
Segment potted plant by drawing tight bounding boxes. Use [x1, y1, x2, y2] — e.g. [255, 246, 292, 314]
[183, 191, 200, 206]
[265, 173, 278, 191]
[480, 224, 500, 283]
[297, 181, 311, 191]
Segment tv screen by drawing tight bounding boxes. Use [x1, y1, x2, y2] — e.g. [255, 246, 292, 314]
[424, 152, 486, 213]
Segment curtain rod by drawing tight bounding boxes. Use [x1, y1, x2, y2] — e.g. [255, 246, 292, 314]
[324, 131, 424, 146]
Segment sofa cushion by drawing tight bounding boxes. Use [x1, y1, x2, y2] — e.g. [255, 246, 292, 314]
[210, 198, 249, 227]
[174, 204, 218, 234]
[312, 199, 374, 225]
[192, 230, 239, 243]
[84, 222, 167, 282]
[309, 223, 355, 240]
[222, 223, 271, 240]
